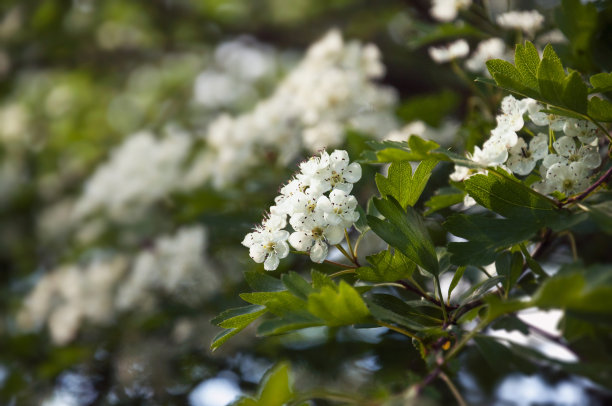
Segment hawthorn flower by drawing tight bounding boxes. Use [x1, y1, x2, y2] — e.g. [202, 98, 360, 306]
[289, 213, 344, 263]
[545, 162, 589, 195]
[242, 227, 290, 271]
[526, 100, 566, 131]
[428, 40, 469, 64]
[563, 119, 600, 144]
[465, 38, 507, 74]
[316, 189, 359, 227]
[506, 133, 548, 175]
[308, 150, 362, 194]
[543, 136, 601, 170]
[496, 95, 528, 132]
[496, 10, 544, 37]
[430, 0, 472, 22]
[244, 149, 362, 269]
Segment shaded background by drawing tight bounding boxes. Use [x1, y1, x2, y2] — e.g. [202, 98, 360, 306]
[1, 0, 612, 405]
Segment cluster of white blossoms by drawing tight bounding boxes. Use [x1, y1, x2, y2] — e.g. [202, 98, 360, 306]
[74, 128, 192, 222]
[188, 30, 398, 188]
[18, 226, 218, 345]
[451, 95, 603, 199]
[428, 39, 470, 64]
[242, 150, 361, 270]
[430, 0, 472, 22]
[193, 37, 280, 109]
[496, 10, 545, 37]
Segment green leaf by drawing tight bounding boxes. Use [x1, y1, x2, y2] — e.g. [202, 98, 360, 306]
[239, 291, 305, 317]
[356, 249, 415, 282]
[366, 294, 431, 331]
[532, 267, 612, 314]
[424, 188, 464, 215]
[306, 281, 370, 327]
[589, 72, 612, 93]
[588, 96, 612, 122]
[231, 363, 294, 406]
[210, 305, 267, 351]
[257, 314, 323, 336]
[555, 0, 598, 72]
[444, 214, 537, 266]
[375, 159, 438, 209]
[447, 266, 466, 301]
[514, 41, 541, 91]
[311, 269, 336, 290]
[495, 251, 524, 294]
[464, 171, 557, 220]
[245, 271, 285, 292]
[369, 197, 439, 275]
[486, 59, 539, 99]
[459, 275, 504, 303]
[537, 44, 566, 105]
[281, 272, 315, 300]
[484, 296, 530, 323]
[561, 71, 588, 114]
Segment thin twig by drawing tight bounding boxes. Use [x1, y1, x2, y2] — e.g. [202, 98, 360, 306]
[329, 269, 357, 278]
[559, 166, 612, 207]
[440, 372, 468, 406]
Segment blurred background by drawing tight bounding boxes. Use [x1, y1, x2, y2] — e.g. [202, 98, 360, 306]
[1, 0, 612, 405]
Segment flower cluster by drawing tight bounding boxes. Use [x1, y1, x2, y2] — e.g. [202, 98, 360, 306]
[18, 226, 218, 345]
[451, 95, 603, 199]
[242, 150, 361, 270]
[189, 30, 397, 188]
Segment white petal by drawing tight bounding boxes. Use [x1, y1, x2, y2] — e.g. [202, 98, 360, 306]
[310, 241, 328, 263]
[289, 232, 314, 251]
[264, 255, 280, 271]
[579, 146, 601, 169]
[275, 241, 290, 259]
[250, 245, 267, 263]
[316, 195, 333, 213]
[324, 225, 345, 245]
[553, 137, 576, 157]
[343, 162, 362, 183]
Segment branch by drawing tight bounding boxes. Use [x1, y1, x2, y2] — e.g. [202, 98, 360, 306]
[559, 166, 612, 207]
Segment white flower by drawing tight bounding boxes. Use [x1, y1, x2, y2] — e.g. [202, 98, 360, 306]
[245, 228, 291, 271]
[430, 0, 472, 22]
[526, 101, 566, 131]
[465, 38, 507, 74]
[308, 150, 362, 194]
[316, 189, 360, 227]
[289, 212, 344, 263]
[506, 133, 548, 175]
[428, 40, 469, 64]
[496, 10, 544, 37]
[543, 136, 601, 170]
[563, 119, 600, 144]
[496, 95, 528, 132]
[545, 162, 589, 195]
[449, 165, 471, 182]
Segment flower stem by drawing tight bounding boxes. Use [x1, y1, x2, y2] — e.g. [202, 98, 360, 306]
[335, 244, 359, 267]
[440, 372, 468, 406]
[329, 269, 357, 278]
[376, 321, 424, 348]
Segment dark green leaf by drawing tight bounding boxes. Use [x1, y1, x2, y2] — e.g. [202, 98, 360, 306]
[561, 71, 588, 113]
[239, 291, 305, 317]
[369, 197, 439, 275]
[425, 188, 465, 215]
[281, 272, 315, 300]
[495, 251, 524, 293]
[354, 205, 369, 234]
[366, 294, 431, 331]
[537, 44, 566, 105]
[581, 201, 612, 235]
[447, 266, 466, 301]
[356, 249, 415, 282]
[257, 314, 323, 336]
[445, 214, 537, 266]
[245, 271, 285, 292]
[588, 96, 612, 122]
